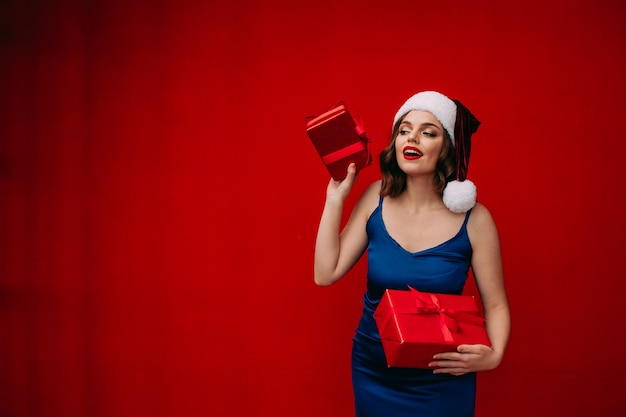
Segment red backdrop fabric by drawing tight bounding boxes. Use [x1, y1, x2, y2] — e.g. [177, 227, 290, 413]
[2, 0, 626, 416]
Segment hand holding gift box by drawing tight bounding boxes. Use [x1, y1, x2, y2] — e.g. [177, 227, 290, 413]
[305, 101, 372, 181]
[374, 287, 491, 369]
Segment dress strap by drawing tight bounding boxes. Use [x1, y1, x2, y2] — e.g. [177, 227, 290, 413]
[462, 208, 472, 228]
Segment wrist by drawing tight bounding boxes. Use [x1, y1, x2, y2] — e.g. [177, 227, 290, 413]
[324, 195, 346, 208]
[487, 347, 504, 369]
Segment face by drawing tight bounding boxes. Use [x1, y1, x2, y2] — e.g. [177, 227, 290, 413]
[394, 110, 445, 177]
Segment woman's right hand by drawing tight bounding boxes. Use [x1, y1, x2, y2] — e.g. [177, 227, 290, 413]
[326, 163, 357, 203]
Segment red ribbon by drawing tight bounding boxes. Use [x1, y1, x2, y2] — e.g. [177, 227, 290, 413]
[408, 287, 485, 343]
[354, 114, 367, 138]
[321, 142, 366, 165]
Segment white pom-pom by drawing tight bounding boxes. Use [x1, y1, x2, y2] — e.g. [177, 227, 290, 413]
[443, 180, 477, 213]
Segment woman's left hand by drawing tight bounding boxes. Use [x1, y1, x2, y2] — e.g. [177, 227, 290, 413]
[428, 344, 503, 376]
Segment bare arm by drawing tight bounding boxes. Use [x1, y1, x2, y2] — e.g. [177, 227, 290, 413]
[430, 203, 511, 375]
[314, 164, 379, 286]
[467, 203, 510, 362]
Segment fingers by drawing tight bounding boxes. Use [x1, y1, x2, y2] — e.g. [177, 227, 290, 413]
[429, 357, 471, 376]
[429, 346, 478, 370]
[341, 163, 357, 186]
[431, 347, 477, 361]
[431, 344, 487, 358]
[347, 162, 357, 176]
[428, 354, 468, 369]
[429, 357, 469, 376]
[456, 344, 482, 354]
[429, 344, 497, 375]
[329, 163, 357, 193]
[433, 367, 469, 376]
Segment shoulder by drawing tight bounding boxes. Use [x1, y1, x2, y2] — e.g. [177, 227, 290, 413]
[362, 180, 382, 200]
[467, 202, 500, 242]
[362, 180, 382, 205]
[352, 180, 382, 220]
[468, 201, 496, 225]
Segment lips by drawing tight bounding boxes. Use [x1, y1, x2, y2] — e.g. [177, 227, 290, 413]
[402, 146, 423, 160]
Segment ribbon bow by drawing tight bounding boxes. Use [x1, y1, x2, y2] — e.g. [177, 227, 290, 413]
[353, 114, 367, 138]
[408, 287, 484, 343]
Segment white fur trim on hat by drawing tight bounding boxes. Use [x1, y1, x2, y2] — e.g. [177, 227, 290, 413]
[443, 180, 477, 213]
[393, 91, 457, 145]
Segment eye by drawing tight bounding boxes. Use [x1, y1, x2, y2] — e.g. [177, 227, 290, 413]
[422, 130, 437, 138]
[399, 129, 411, 135]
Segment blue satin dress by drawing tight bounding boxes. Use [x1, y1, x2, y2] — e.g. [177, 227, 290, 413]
[352, 197, 476, 417]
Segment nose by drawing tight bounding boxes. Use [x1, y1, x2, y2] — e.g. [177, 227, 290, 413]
[407, 131, 419, 143]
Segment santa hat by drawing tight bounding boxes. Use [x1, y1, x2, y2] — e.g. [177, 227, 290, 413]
[393, 91, 481, 213]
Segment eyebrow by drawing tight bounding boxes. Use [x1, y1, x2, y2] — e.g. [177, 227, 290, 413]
[400, 121, 442, 130]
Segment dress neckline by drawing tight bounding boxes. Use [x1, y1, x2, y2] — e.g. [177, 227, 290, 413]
[378, 197, 470, 256]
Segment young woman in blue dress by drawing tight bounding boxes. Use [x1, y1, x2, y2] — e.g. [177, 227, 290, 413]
[314, 91, 511, 417]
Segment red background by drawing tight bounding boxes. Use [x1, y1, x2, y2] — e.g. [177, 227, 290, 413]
[2, 0, 626, 416]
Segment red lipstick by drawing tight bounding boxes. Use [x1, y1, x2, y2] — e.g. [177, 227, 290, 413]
[402, 146, 423, 160]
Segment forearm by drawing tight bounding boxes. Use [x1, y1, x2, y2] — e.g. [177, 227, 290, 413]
[314, 198, 344, 286]
[484, 303, 511, 363]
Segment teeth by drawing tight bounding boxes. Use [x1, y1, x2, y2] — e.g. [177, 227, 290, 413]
[404, 149, 422, 156]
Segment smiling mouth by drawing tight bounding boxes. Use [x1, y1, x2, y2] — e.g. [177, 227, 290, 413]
[403, 147, 423, 159]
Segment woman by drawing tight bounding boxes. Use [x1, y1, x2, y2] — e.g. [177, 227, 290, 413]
[314, 91, 510, 417]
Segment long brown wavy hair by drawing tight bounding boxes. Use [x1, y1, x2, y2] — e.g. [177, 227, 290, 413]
[379, 114, 456, 197]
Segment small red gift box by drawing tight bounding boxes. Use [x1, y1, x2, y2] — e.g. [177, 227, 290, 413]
[305, 101, 372, 181]
[374, 287, 491, 369]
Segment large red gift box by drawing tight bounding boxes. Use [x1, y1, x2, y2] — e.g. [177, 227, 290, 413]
[373, 287, 491, 369]
[305, 101, 372, 181]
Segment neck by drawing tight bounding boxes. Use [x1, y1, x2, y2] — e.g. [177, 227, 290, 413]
[399, 175, 445, 211]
